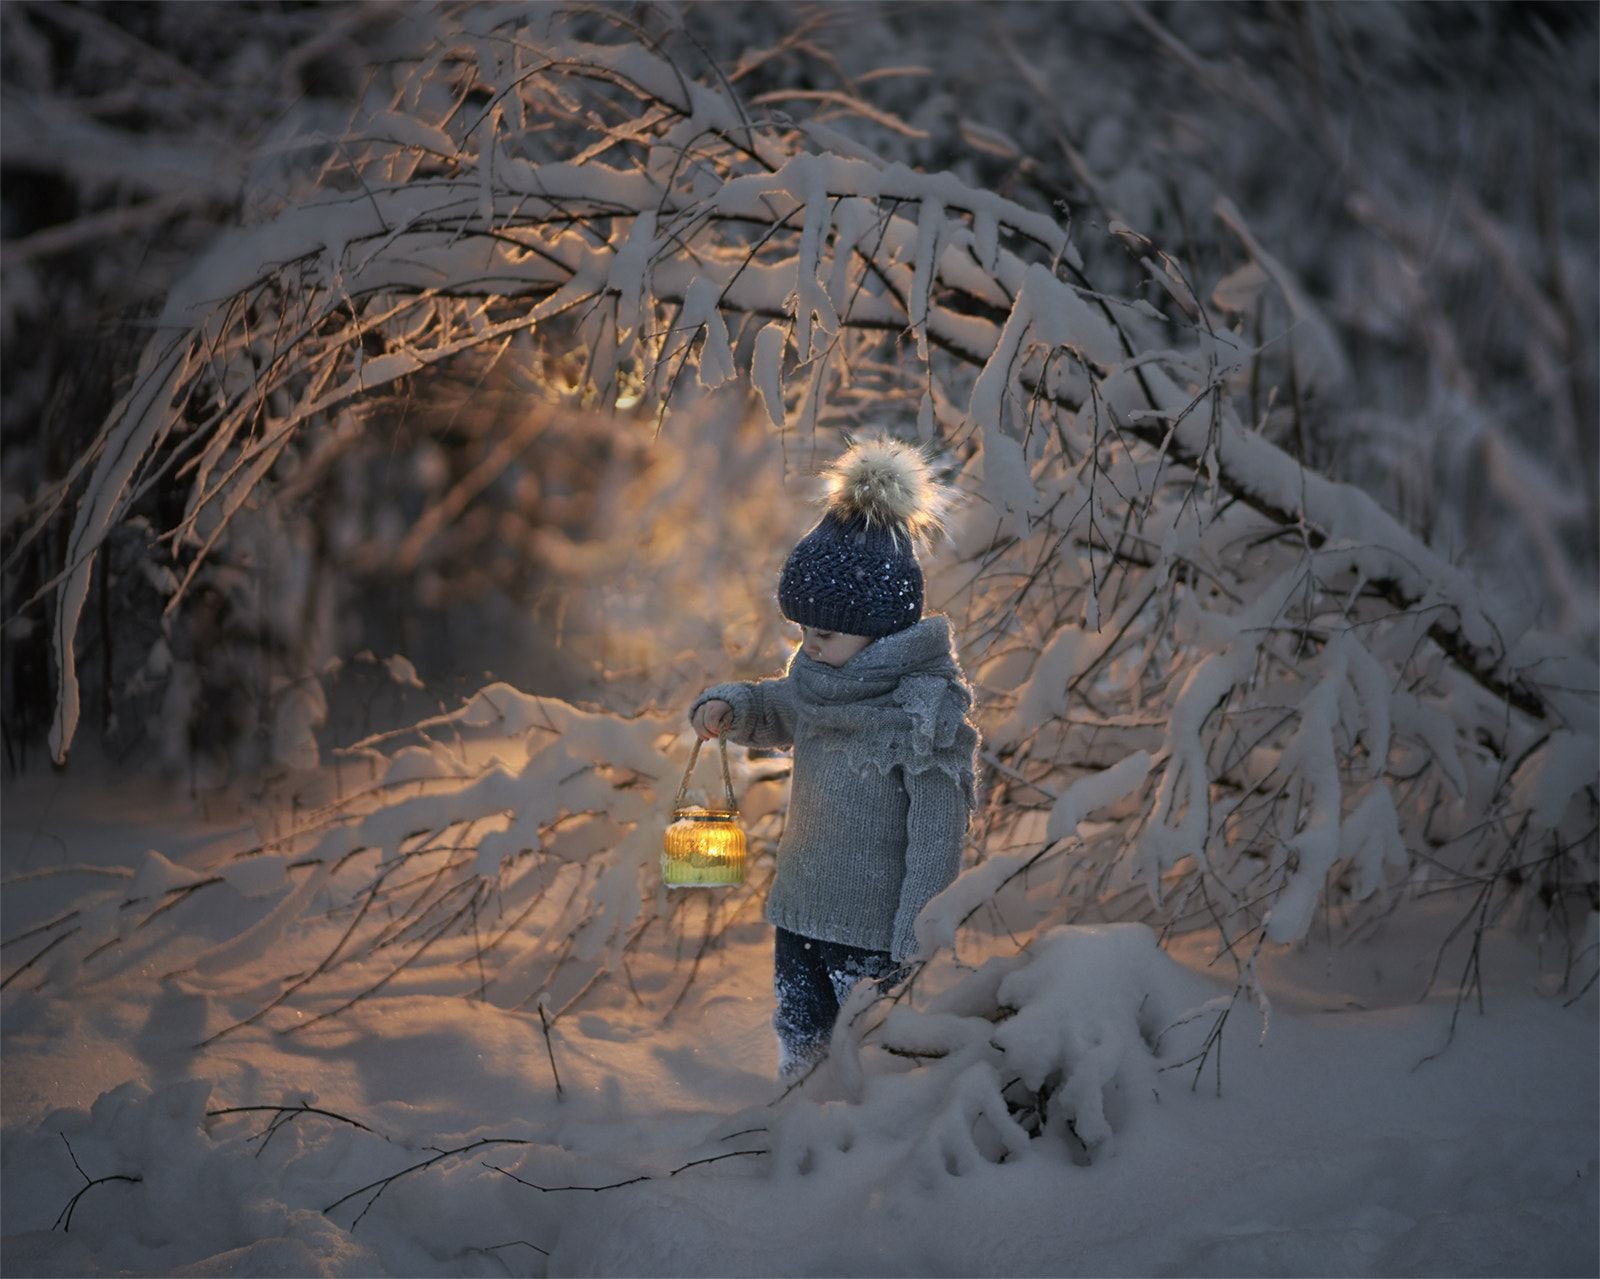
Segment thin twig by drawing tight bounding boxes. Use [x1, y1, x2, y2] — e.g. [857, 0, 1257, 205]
[324, 1138, 538, 1229]
[53, 1134, 142, 1232]
[538, 1002, 564, 1099]
[484, 1147, 767, 1194]
[284, 890, 482, 1035]
[1, 928, 80, 990]
[206, 1103, 385, 1157]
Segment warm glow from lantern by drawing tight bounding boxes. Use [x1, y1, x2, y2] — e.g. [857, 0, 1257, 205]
[662, 806, 747, 888]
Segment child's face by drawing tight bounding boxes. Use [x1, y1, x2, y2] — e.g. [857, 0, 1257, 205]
[799, 626, 873, 667]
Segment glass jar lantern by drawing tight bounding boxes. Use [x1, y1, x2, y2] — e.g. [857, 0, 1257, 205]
[663, 732, 747, 889]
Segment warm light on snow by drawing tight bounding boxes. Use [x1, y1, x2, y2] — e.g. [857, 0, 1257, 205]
[1, 3, 1595, 1276]
[0, 766, 1594, 1276]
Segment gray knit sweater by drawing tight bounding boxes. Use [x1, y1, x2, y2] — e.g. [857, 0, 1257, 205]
[692, 615, 979, 962]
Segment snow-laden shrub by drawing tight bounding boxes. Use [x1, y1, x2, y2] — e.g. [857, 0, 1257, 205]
[770, 925, 1218, 1181]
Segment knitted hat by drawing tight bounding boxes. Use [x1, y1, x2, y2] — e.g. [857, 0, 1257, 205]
[778, 438, 951, 639]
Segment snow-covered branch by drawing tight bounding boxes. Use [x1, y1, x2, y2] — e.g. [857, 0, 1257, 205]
[10, 6, 1596, 1011]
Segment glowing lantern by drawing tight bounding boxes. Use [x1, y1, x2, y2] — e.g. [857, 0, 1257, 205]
[663, 732, 746, 889]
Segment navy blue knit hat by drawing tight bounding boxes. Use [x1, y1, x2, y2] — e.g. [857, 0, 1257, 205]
[778, 439, 950, 639]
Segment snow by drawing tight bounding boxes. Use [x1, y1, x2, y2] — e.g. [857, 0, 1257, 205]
[3, 762, 1594, 1278]
[1511, 732, 1600, 832]
[5, 6, 1596, 1276]
[751, 322, 788, 428]
[1212, 196, 1349, 393]
[1045, 751, 1152, 844]
[783, 154, 840, 362]
[677, 277, 738, 391]
[910, 194, 945, 360]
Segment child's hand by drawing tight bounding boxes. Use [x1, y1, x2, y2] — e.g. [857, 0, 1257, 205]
[692, 699, 733, 740]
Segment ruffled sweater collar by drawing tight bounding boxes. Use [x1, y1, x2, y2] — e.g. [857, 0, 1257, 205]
[783, 615, 978, 805]
[788, 615, 964, 705]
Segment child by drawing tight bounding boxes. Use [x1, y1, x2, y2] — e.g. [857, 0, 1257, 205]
[689, 438, 980, 1079]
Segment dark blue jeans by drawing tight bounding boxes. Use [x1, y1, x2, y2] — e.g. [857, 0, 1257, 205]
[773, 926, 904, 1077]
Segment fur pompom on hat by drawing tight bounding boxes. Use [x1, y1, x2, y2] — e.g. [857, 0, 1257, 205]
[778, 438, 952, 639]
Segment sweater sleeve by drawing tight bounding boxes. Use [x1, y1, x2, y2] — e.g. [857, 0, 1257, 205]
[890, 765, 971, 963]
[690, 674, 798, 750]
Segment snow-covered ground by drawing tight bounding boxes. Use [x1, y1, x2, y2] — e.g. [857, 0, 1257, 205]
[2, 758, 1594, 1278]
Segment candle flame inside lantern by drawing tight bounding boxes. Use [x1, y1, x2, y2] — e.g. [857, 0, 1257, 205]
[662, 806, 747, 888]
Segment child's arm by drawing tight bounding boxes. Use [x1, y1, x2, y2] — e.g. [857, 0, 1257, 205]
[890, 767, 971, 964]
[690, 676, 798, 750]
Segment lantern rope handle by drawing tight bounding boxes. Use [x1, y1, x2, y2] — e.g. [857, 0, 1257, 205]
[673, 728, 738, 812]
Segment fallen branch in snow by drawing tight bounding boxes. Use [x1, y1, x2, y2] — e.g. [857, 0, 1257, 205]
[52, 1134, 142, 1233]
[477, 1239, 550, 1261]
[484, 1147, 769, 1194]
[324, 1137, 540, 1230]
[1, 906, 85, 950]
[1, 927, 79, 991]
[206, 1103, 389, 1157]
[310, 1120, 766, 1231]
[1, 865, 133, 886]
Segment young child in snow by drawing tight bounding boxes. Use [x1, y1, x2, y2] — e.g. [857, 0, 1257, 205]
[689, 438, 980, 1079]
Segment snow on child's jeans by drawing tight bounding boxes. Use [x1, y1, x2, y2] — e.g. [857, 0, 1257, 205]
[774, 927, 904, 1079]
